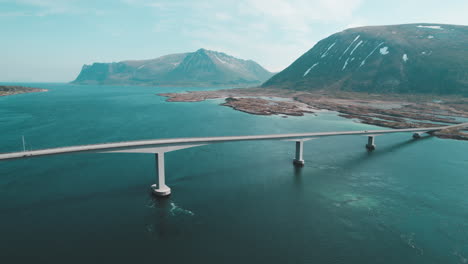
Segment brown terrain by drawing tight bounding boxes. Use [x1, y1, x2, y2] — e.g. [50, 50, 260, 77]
[0, 85, 47, 96]
[158, 88, 468, 140]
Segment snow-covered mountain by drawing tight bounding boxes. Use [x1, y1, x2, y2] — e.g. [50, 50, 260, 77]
[72, 49, 273, 87]
[263, 24, 468, 95]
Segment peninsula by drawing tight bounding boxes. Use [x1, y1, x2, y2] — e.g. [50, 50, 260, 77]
[158, 88, 468, 140]
[0, 85, 47, 97]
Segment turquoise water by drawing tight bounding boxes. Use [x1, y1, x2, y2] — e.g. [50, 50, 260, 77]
[1, 83, 467, 263]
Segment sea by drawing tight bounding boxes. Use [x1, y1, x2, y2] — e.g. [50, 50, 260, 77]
[0, 83, 467, 263]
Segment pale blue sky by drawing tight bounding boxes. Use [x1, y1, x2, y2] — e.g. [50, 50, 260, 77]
[1, 0, 467, 82]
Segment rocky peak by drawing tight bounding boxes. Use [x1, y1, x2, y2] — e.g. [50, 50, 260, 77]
[72, 49, 273, 87]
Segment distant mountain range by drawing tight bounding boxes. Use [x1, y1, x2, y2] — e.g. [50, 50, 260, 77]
[263, 23, 468, 95]
[72, 49, 273, 87]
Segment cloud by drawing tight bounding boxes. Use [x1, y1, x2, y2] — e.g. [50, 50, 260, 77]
[182, 20, 312, 71]
[1, 0, 363, 76]
[239, 0, 363, 32]
[0, 0, 107, 17]
[344, 18, 368, 30]
[7, 0, 72, 15]
[173, 0, 363, 70]
[214, 12, 232, 21]
[114, 0, 363, 71]
[0, 11, 30, 17]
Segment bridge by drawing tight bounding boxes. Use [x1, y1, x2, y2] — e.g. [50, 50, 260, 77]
[1, 123, 467, 196]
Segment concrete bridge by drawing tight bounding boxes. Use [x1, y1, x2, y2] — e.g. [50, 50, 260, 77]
[1, 123, 466, 196]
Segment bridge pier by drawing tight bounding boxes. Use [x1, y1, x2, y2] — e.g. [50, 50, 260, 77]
[151, 152, 171, 196]
[366, 136, 376, 151]
[293, 141, 305, 166]
[413, 132, 423, 139]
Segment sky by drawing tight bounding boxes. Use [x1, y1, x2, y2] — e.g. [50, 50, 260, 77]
[0, 0, 467, 82]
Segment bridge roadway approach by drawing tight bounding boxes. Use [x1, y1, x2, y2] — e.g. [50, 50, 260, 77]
[1, 123, 467, 196]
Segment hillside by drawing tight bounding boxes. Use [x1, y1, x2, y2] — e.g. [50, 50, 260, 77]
[72, 49, 273, 87]
[262, 23, 468, 95]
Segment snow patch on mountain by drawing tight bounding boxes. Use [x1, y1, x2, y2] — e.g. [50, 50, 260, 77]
[213, 54, 227, 64]
[402, 54, 408, 62]
[379, 46, 389, 55]
[360, 42, 385, 67]
[304, 63, 319, 77]
[342, 58, 350, 70]
[417, 25, 443, 30]
[350, 40, 364, 55]
[321, 42, 336, 58]
[339, 35, 360, 60]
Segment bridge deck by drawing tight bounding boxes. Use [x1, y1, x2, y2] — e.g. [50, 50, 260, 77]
[0, 123, 466, 161]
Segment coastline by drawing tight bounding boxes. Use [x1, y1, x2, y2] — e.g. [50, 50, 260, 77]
[158, 88, 468, 140]
[0, 85, 48, 97]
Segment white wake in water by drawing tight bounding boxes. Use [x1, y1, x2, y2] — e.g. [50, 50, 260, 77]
[170, 202, 194, 216]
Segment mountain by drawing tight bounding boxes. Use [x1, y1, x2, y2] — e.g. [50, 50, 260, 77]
[263, 24, 468, 95]
[72, 49, 273, 87]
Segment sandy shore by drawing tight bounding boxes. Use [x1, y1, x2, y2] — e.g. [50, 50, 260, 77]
[158, 88, 468, 140]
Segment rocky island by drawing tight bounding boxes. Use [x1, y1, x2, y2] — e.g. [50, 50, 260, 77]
[0, 85, 47, 97]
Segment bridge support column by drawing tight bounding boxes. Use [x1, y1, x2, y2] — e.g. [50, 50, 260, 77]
[293, 141, 305, 166]
[151, 152, 171, 196]
[366, 136, 376, 151]
[413, 132, 422, 139]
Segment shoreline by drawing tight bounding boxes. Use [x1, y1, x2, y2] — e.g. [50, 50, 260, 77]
[158, 88, 468, 140]
[0, 85, 48, 97]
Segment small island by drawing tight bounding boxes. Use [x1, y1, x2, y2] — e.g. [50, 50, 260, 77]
[0, 85, 48, 97]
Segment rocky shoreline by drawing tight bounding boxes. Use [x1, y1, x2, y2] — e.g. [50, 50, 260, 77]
[158, 88, 468, 140]
[221, 97, 315, 116]
[0, 85, 47, 97]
